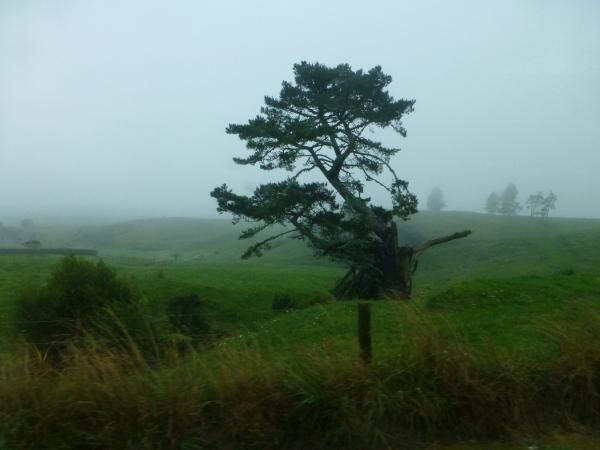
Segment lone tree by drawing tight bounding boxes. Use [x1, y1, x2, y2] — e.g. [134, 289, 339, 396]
[498, 183, 522, 216]
[426, 187, 446, 212]
[212, 62, 471, 298]
[485, 192, 500, 214]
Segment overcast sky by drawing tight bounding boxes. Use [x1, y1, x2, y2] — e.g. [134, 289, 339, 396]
[1, 0, 599, 223]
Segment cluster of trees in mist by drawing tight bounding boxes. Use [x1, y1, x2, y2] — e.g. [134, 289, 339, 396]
[423, 185, 557, 218]
[485, 184, 557, 217]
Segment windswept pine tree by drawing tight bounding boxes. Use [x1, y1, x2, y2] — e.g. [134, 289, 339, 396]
[212, 62, 471, 298]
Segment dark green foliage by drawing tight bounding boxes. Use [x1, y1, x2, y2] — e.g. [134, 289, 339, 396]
[212, 62, 418, 296]
[13, 255, 138, 353]
[271, 294, 296, 312]
[166, 294, 212, 341]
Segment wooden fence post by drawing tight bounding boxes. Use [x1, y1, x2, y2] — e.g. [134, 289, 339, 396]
[358, 303, 372, 363]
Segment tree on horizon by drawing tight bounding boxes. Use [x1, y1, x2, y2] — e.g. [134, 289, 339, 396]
[426, 187, 446, 212]
[498, 183, 522, 216]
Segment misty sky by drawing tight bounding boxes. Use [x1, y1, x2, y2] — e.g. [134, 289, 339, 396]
[1, 0, 599, 222]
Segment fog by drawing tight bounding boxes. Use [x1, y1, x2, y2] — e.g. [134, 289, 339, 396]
[1, 0, 599, 224]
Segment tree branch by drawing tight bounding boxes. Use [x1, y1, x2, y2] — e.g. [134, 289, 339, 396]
[412, 230, 472, 254]
[241, 229, 299, 259]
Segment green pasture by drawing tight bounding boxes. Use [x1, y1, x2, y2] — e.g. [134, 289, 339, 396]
[1, 211, 600, 449]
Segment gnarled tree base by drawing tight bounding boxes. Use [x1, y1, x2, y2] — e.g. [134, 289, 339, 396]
[332, 229, 472, 299]
[331, 259, 412, 300]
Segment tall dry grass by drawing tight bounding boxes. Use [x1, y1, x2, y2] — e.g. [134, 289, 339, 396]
[1, 310, 600, 450]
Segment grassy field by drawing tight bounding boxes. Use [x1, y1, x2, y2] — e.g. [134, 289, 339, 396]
[1, 211, 600, 449]
[3, 211, 599, 333]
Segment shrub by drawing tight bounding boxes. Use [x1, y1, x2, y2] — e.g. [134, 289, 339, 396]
[166, 294, 213, 343]
[271, 294, 296, 312]
[13, 255, 140, 355]
[558, 267, 575, 276]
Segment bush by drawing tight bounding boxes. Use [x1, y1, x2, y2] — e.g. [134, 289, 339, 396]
[271, 294, 296, 312]
[166, 294, 213, 343]
[13, 255, 140, 355]
[558, 267, 576, 276]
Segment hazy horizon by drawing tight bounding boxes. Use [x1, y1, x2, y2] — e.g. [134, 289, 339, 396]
[2, 0, 599, 222]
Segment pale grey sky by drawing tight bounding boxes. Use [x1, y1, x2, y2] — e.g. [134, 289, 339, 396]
[1, 0, 599, 222]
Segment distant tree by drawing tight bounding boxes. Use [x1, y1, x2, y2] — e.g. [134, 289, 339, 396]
[211, 62, 471, 298]
[23, 240, 41, 250]
[426, 187, 446, 212]
[526, 191, 557, 218]
[526, 192, 545, 217]
[498, 183, 521, 216]
[485, 192, 500, 214]
[540, 191, 557, 218]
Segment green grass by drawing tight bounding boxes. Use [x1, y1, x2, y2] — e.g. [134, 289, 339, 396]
[2, 294, 600, 449]
[2, 211, 599, 356]
[218, 271, 600, 366]
[1, 211, 600, 449]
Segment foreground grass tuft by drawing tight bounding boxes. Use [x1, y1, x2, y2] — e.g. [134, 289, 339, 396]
[2, 307, 600, 449]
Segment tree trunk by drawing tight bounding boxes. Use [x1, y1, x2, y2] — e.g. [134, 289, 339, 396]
[379, 222, 413, 298]
[332, 225, 472, 300]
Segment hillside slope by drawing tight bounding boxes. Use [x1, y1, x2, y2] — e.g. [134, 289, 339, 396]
[398, 211, 600, 289]
[16, 211, 600, 275]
